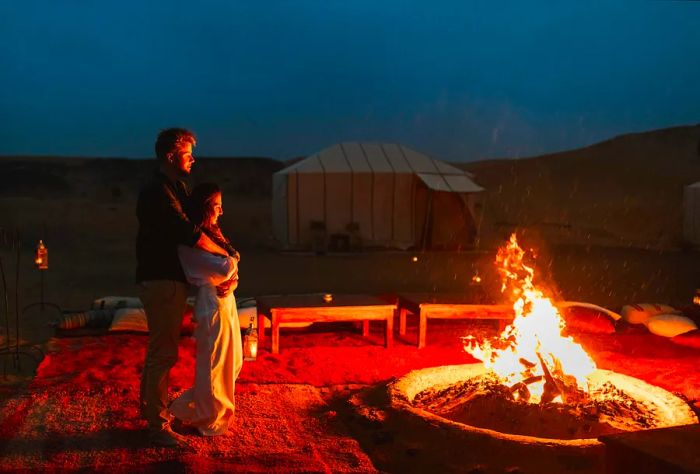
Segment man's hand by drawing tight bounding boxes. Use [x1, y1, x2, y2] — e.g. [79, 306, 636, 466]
[216, 273, 238, 298]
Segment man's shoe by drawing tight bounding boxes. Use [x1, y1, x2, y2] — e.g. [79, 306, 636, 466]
[148, 426, 187, 447]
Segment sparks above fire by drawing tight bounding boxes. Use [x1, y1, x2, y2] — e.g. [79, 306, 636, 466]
[464, 233, 596, 404]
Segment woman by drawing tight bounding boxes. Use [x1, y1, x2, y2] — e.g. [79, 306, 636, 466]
[169, 183, 242, 436]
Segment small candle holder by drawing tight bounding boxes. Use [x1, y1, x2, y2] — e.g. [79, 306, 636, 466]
[323, 293, 333, 303]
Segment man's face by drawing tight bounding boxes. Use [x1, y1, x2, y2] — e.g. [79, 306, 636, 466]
[170, 142, 195, 176]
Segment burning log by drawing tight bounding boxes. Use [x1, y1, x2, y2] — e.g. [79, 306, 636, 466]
[537, 353, 588, 405]
[510, 382, 531, 402]
[509, 375, 543, 402]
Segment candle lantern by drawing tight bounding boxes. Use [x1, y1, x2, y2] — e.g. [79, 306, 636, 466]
[35, 240, 48, 270]
[693, 289, 700, 306]
[243, 315, 258, 361]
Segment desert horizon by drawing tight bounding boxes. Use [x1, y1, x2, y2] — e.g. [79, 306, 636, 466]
[2, 123, 700, 343]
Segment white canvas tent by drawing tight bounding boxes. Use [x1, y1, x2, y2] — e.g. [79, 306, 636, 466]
[683, 181, 700, 245]
[272, 142, 484, 250]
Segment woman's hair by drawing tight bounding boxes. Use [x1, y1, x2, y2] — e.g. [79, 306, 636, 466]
[188, 182, 221, 227]
[188, 182, 236, 256]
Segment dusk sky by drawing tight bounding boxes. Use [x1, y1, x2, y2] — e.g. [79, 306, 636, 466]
[2, 1, 699, 162]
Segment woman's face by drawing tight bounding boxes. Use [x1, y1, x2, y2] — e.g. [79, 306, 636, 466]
[208, 192, 223, 226]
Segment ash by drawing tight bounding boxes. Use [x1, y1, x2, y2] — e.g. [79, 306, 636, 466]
[413, 375, 658, 440]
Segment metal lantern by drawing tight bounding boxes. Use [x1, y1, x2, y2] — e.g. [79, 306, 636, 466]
[35, 240, 48, 270]
[243, 316, 258, 361]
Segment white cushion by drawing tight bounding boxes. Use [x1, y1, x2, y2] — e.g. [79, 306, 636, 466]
[109, 308, 148, 333]
[646, 314, 697, 338]
[92, 296, 143, 311]
[621, 303, 677, 325]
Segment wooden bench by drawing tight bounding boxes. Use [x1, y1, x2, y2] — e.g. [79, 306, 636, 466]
[256, 294, 396, 354]
[397, 293, 513, 349]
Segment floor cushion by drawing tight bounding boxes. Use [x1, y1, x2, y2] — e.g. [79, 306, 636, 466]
[109, 308, 148, 333]
[621, 303, 677, 325]
[557, 303, 617, 334]
[646, 314, 698, 338]
[92, 296, 143, 311]
[109, 307, 196, 335]
[56, 309, 113, 330]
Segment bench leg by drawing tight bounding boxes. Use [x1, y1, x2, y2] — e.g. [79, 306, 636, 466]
[399, 308, 407, 336]
[272, 314, 280, 355]
[362, 320, 369, 337]
[418, 313, 427, 349]
[385, 310, 394, 349]
[257, 313, 266, 346]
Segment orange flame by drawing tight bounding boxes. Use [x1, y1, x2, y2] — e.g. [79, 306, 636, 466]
[465, 234, 596, 403]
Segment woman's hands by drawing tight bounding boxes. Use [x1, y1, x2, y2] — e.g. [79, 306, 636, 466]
[216, 255, 239, 297]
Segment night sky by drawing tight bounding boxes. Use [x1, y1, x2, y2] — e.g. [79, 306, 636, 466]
[2, 1, 699, 162]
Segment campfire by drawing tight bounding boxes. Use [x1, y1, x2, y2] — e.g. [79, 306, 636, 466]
[430, 234, 697, 438]
[374, 234, 697, 472]
[464, 233, 596, 405]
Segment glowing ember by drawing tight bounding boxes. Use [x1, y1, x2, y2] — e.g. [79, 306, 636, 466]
[464, 234, 596, 403]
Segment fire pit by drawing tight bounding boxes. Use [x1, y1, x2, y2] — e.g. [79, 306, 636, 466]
[390, 363, 697, 441]
[379, 363, 697, 473]
[349, 234, 697, 473]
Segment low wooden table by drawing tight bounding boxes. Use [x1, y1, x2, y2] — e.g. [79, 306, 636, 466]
[599, 424, 700, 473]
[397, 293, 513, 349]
[256, 294, 396, 354]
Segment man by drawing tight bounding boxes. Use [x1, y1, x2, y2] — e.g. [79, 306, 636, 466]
[136, 128, 232, 447]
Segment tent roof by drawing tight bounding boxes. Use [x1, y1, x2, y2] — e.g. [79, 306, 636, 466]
[277, 142, 483, 192]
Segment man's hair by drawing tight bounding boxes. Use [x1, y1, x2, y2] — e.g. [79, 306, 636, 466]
[155, 128, 196, 162]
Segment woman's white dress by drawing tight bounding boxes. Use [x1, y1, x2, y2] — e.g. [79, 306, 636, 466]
[170, 245, 242, 436]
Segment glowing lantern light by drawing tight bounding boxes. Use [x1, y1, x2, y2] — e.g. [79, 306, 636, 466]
[35, 240, 48, 270]
[243, 315, 258, 361]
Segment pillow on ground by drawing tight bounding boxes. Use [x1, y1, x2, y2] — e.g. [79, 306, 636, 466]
[57, 309, 114, 330]
[92, 296, 143, 311]
[109, 308, 148, 333]
[558, 304, 616, 334]
[671, 329, 700, 349]
[109, 307, 196, 335]
[236, 300, 312, 329]
[621, 303, 677, 325]
[646, 314, 697, 338]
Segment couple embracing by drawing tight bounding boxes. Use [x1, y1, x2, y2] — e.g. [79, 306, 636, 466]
[135, 128, 242, 447]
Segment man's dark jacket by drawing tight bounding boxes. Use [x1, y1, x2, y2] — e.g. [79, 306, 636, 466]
[135, 171, 201, 283]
